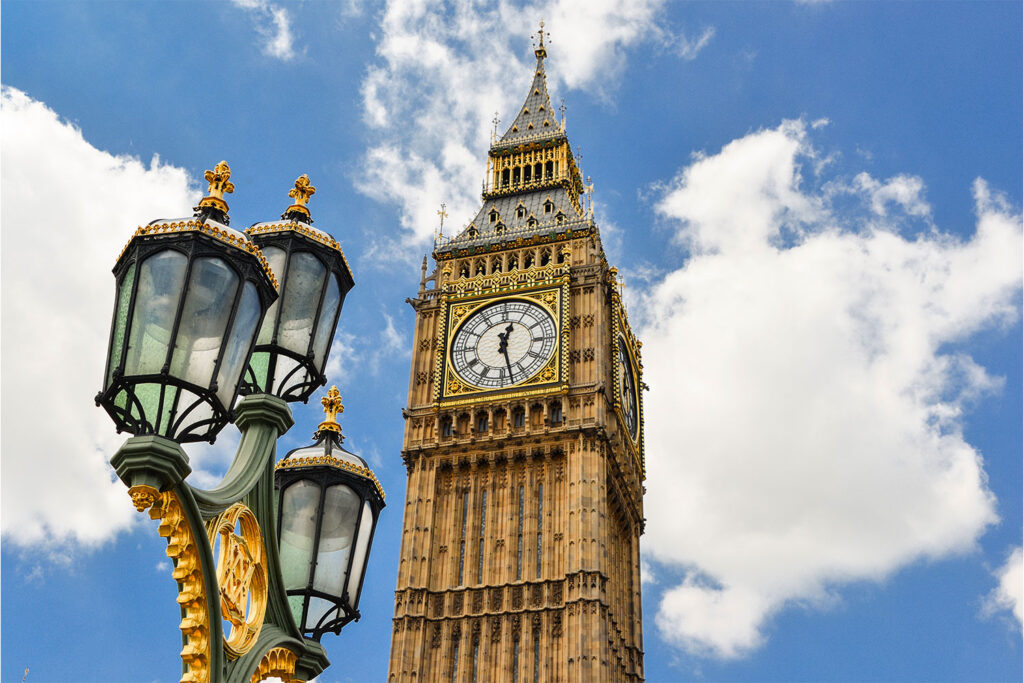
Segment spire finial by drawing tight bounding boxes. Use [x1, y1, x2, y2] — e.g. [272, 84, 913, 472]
[535, 20, 548, 59]
[317, 385, 344, 436]
[196, 160, 234, 221]
[492, 112, 501, 142]
[436, 202, 448, 243]
[559, 98, 566, 129]
[284, 173, 317, 222]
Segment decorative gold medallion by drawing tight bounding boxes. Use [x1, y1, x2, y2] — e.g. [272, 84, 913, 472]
[206, 503, 268, 659]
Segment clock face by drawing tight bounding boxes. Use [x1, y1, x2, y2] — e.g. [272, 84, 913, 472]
[617, 336, 639, 439]
[450, 299, 557, 389]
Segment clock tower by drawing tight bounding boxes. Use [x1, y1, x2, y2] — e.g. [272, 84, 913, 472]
[389, 31, 646, 683]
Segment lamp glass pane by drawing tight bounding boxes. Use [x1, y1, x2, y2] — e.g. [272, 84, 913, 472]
[304, 597, 335, 633]
[278, 251, 326, 355]
[344, 500, 374, 607]
[215, 281, 260, 407]
[280, 479, 321, 591]
[170, 257, 238, 389]
[125, 250, 188, 376]
[107, 263, 136, 387]
[256, 246, 286, 345]
[311, 273, 341, 369]
[312, 484, 360, 597]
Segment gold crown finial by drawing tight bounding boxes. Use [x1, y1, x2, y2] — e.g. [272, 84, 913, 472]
[204, 161, 235, 200]
[318, 385, 344, 435]
[289, 174, 316, 207]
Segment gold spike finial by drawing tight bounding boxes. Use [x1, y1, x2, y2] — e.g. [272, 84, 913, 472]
[535, 20, 547, 59]
[318, 385, 344, 435]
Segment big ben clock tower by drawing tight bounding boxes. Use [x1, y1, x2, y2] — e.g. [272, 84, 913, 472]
[389, 28, 645, 683]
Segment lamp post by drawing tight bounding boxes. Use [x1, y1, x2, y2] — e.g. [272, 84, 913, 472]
[98, 164, 381, 683]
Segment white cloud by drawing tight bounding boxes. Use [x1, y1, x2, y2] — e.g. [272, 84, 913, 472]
[0, 87, 201, 547]
[231, 0, 297, 61]
[359, 0, 696, 249]
[984, 546, 1023, 628]
[639, 119, 1021, 659]
[676, 26, 715, 61]
[853, 171, 931, 218]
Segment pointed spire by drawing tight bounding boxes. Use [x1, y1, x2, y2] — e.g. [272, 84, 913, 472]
[498, 21, 559, 146]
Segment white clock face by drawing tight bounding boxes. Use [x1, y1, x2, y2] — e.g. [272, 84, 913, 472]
[450, 299, 557, 389]
[618, 336, 639, 439]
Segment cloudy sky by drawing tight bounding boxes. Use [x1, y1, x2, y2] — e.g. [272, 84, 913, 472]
[2, 2, 1020, 681]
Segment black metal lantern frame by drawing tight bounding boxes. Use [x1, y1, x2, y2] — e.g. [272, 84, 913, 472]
[97, 219, 278, 442]
[274, 429, 385, 640]
[240, 221, 354, 403]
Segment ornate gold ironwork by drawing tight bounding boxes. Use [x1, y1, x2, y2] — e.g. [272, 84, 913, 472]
[206, 503, 268, 659]
[288, 174, 316, 207]
[245, 221, 352, 277]
[250, 647, 300, 683]
[197, 161, 236, 215]
[276, 452, 386, 502]
[317, 385, 344, 435]
[115, 220, 279, 290]
[129, 485, 212, 683]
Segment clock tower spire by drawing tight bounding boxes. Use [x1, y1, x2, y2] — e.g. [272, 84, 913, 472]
[389, 29, 646, 682]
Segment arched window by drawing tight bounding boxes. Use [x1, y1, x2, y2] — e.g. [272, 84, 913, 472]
[535, 163, 542, 179]
[555, 211, 565, 225]
[491, 256, 503, 273]
[549, 401, 562, 423]
[475, 259, 486, 276]
[512, 407, 525, 429]
[544, 199, 554, 214]
[476, 413, 489, 433]
[508, 254, 519, 270]
[502, 168, 510, 187]
[516, 204, 526, 219]
[540, 248, 551, 267]
[524, 165, 532, 183]
[489, 209, 498, 224]
[524, 251, 535, 268]
[468, 226, 479, 238]
[545, 161, 553, 178]
[440, 416, 454, 437]
[526, 216, 538, 229]
[495, 222, 505, 235]
[513, 167, 521, 185]
[459, 263, 470, 278]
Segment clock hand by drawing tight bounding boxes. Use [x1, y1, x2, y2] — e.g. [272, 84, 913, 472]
[499, 323, 515, 379]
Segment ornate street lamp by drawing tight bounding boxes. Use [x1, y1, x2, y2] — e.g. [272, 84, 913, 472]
[275, 386, 386, 639]
[241, 175, 355, 402]
[96, 161, 278, 442]
[100, 165, 378, 683]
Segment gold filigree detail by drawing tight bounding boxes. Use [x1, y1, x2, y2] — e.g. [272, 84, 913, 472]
[317, 385, 344, 435]
[276, 454, 386, 501]
[115, 220, 279, 290]
[129, 485, 211, 683]
[250, 647, 300, 683]
[245, 221, 352, 278]
[206, 503, 267, 659]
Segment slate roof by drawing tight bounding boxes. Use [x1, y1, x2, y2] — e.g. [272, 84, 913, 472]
[496, 50, 562, 148]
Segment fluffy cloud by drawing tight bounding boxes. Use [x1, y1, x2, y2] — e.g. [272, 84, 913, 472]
[985, 546, 1023, 628]
[359, 0, 695, 248]
[639, 119, 1021, 658]
[230, 0, 297, 61]
[1, 87, 202, 546]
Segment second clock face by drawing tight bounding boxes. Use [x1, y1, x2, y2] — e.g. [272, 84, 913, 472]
[451, 299, 557, 389]
[617, 336, 639, 440]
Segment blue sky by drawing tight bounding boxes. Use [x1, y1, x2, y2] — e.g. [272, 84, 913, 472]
[1, 2, 1021, 682]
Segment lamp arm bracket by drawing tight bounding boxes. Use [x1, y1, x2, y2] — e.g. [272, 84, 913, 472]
[224, 624, 329, 683]
[191, 394, 294, 519]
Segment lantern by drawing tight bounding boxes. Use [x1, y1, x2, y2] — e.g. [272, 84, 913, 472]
[241, 175, 354, 402]
[275, 386, 385, 639]
[96, 161, 278, 443]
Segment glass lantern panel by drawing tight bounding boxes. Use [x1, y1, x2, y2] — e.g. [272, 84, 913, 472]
[312, 484, 360, 598]
[280, 479, 321, 591]
[107, 263, 136, 387]
[256, 246, 287, 345]
[304, 597, 336, 633]
[311, 273, 341, 369]
[170, 257, 239, 390]
[125, 250, 188, 376]
[277, 251, 326, 355]
[271, 354, 302, 396]
[344, 500, 375, 607]
[288, 594, 305, 631]
[215, 281, 260, 408]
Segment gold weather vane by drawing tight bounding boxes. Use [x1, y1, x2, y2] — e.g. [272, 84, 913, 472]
[318, 386, 344, 435]
[559, 98, 566, 129]
[535, 20, 548, 59]
[492, 112, 501, 142]
[585, 175, 594, 219]
[435, 202, 448, 244]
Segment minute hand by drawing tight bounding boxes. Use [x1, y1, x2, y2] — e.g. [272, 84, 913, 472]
[498, 323, 515, 380]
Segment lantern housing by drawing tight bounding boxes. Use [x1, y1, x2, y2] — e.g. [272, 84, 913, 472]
[96, 161, 279, 443]
[275, 387, 385, 640]
[241, 175, 354, 402]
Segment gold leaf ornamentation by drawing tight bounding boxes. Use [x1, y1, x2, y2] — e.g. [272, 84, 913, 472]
[250, 647, 300, 683]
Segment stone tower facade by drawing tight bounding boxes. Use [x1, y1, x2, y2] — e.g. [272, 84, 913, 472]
[388, 33, 646, 683]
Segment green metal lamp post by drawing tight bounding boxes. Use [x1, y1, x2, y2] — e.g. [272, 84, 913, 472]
[97, 164, 380, 683]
